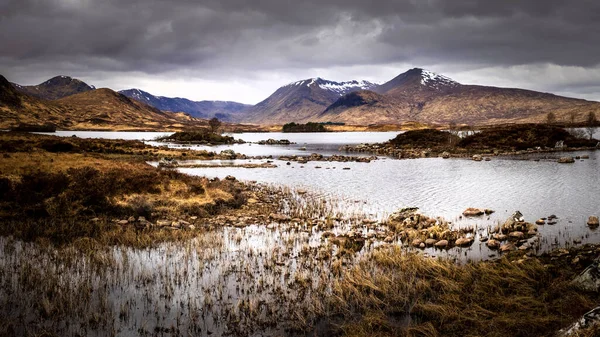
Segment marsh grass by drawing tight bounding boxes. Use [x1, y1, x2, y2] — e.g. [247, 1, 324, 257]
[325, 246, 600, 337]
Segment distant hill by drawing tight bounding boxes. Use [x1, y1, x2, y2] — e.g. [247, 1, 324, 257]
[0, 74, 210, 130]
[119, 88, 250, 121]
[239, 78, 378, 124]
[313, 68, 600, 125]
[12, 75, 95, 100]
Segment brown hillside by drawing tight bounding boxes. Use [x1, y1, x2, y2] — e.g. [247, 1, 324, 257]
[12, 75, 94, 100]
[316, 69, 600, 126]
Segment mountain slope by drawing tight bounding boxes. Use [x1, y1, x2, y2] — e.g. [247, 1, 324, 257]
[0, 75, 66, 128]
[119, 89, 250, 121]
[0, 74, 210, 130]
[317, 68, 600, 125]
[12, 75, 95, 100]
[240, 78, 377, 124]
[56, 89, 199, 129]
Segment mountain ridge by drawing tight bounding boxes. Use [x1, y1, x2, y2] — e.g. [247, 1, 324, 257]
[12, 75, 95, 100]
[312, 68, 600, 126]
[119, 88, 250, 121]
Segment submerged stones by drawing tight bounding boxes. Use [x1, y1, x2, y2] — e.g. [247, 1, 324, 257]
[588, 216, 599, 228]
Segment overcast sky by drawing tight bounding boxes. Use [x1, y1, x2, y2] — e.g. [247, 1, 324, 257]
[1, 0, 600, 104]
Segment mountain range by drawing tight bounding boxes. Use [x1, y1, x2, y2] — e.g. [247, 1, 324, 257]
[239, 68, 600, 125]
[3, 68, 600, 129]
[0, 75, 213, 130]
[118, 88, 250, 121]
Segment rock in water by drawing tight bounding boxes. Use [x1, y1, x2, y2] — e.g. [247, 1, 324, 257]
[463, 208, 484, 216]
[558, 157, 575, 163]
[588, 216, 599, 227]
[434, 240, 448, 248]
[455, 237, 473, 247]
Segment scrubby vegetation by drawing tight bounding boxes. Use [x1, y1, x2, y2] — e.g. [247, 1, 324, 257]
[389, 129, 459, 149]
[0, 133, 248, 246]
[159, 129, 240, 144]
[9, 123, 56, 132]
[282, 122, 328, 132]
[460, 124, 598, 151]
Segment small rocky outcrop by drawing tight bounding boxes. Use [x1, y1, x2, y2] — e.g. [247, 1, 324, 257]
[558, 157, 575, 163]
[258, 139, 293, 145]
[572, 257, 600, 292]
[158, 157, 178, 168]
[588, 216, 599, 228]
[557, 306, 600, 337]
[463, 208, 484, 217]
[462, 208, 493, 217]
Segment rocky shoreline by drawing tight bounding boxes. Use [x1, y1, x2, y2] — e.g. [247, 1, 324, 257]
[340, 142, 599, 161]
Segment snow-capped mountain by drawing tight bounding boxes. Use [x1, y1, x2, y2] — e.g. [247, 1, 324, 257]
[239, 77, 379, 124]
[119, 88, 250, 121]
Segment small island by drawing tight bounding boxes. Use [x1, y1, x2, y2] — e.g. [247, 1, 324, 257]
[282, 122, 329, 132]
[342, 124, 599, 159]
[158, 129, 244, 145]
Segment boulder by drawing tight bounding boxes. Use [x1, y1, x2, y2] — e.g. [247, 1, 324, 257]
[472, 154, 483, 161]
[573, 257, 600, 292]
[434, 240, 449, 248]
[158, 157, 178, 168]
[558, 157, 575, 163]
[463, 208, 484, 217]
[535, 219, 545, 225]
[425, 238, 437, 246]
[499, 243, 517, 253]
[412, 239, 423, 247]
[220, 149, 237, 159]
[487, 239, 501, 249]
[441, 151, 450, 159]
[588, 216, 600, 227]
[156, 220, 170, 227]
[455, 237, 473, 247]
[493, 233, 508, 241]
[509, 231, 525, 239]
[557, 306, 600, 337]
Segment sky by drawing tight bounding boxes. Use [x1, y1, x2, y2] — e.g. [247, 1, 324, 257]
[1, 0, 600, 105]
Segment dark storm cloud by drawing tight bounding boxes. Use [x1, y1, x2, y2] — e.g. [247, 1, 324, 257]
[1, 0, 599, 100]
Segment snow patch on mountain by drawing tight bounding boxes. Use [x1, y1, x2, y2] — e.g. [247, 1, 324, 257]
[420, 69, 459, 89]
[284, 78, 378, 96]
[318, 79, 377, 95]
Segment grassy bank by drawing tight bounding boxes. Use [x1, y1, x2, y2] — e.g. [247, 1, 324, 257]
[0, 132, 257, 247]
[322, 245, 600, 337]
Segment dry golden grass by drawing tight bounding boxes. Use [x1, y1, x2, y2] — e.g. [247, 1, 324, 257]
[326, 246, 600, 337]
[0, 133, 251, 247]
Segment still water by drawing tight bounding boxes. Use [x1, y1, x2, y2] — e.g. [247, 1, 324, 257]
[47, 130, 600, 249]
